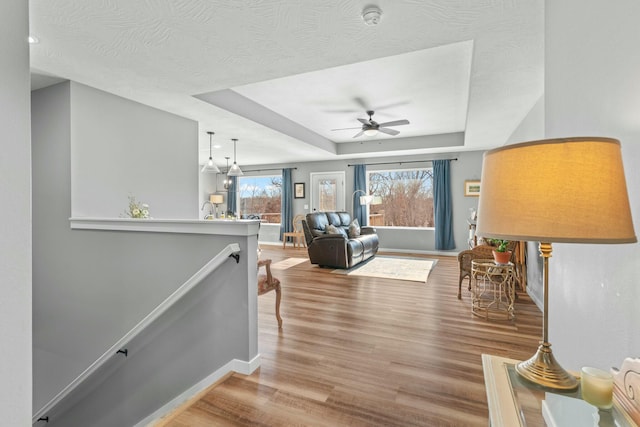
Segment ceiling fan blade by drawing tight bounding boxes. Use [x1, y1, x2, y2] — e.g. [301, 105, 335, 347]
[331, 126, 362, 131]
[378, 127, 400, 136]
[377, 119, 410, 127]
[352, 130, 365, 138]
[324, 108, 361, 113]
[373, 100, 410, 112]
[357, 118, 369, 125]
[353, 97, 371, 111]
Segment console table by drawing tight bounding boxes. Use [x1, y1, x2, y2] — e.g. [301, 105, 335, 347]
[482, 354, 637, 426]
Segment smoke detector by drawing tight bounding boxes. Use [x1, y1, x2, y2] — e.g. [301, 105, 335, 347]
[362, 6, 382, 26]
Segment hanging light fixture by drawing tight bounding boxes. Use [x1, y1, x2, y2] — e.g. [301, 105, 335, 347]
[223, 157, 231, 189]
[227, 138, 243, 176]
[201, 131, 220, 173]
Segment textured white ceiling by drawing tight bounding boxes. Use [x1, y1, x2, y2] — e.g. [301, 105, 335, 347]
[29, 0, 544, 167]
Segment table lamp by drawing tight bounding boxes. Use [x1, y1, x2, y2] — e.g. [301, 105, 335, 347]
[476, 137, 636, 390]
[209, 194, 224, 218]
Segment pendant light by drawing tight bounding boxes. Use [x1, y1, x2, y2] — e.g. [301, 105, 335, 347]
[223, 157, 231, 189]
[227, 138, 243, 176]
[201, 131, 221, 173]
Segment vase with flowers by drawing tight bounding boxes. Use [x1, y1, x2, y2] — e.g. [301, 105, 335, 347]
[123, 195, 150, 219]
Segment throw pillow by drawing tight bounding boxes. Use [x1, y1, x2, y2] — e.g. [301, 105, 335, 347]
[326, 224, 347, 237]
[348, 219, 361, 238]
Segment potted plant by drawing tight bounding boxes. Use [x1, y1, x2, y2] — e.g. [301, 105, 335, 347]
[490, 239, 512, 264]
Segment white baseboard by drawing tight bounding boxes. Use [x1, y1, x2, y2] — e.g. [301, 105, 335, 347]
[259, 241, 459, 257]
[233, 353, 261, 375]
[258, 241, 283, 246]
[526, 286, 543, 311]
[135, 354, 261, 427]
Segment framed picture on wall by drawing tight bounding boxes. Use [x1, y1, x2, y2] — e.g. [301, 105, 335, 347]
[294, 182, 305, 199]
[464, 180, 481, 197]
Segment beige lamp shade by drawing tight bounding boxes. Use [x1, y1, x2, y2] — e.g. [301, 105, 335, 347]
[209, 194, 224, 204]
[476, 137, 636, 243]
[359, 195, 374, 205]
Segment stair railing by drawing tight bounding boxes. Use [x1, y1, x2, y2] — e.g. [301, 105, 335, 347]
[33, 242, 242, 424]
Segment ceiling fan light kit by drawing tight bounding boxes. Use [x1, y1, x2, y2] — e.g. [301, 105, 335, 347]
[362, 6, 382, 26]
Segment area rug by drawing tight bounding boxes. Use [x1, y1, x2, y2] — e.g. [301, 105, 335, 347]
[270, 257, 307, 270]
[332, 256, 437, 283]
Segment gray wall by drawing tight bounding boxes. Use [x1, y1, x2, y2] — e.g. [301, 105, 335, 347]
[32, 83, 256, 425]
[545, 0, 640, 370]
[0, 0, 32, 423]
[69, 82, 199, 219]
[505, 95, 544, 146]
[243, 150, 485, 253]
[504, 95, 546, 308]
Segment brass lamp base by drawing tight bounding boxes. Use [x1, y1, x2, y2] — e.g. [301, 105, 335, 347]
[516, 342, 579, 391]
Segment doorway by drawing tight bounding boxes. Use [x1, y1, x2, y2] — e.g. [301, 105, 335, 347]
[309, 171, 345, 212]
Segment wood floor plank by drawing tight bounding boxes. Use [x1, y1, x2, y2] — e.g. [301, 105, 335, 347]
[160, 248, 542, 426]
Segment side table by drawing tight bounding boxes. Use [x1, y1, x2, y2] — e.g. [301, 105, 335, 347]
[471, 259, 515, 320]
[482, 354, 637, 426]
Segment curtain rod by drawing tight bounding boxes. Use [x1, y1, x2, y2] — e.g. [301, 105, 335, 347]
[347, 158, 457, 167]
[240, 167, 298, 173]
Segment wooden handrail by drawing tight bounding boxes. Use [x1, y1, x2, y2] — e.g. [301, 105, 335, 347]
[32, 243, 242, 424]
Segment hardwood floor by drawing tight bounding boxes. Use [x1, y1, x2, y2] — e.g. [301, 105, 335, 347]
[161, 247, 542, 426]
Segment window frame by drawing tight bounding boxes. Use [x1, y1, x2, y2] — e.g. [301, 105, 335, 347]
[237, 173, 283, 224]
[366, 166, 435, 229]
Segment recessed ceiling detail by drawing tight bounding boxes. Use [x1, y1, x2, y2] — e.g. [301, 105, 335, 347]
[205, 41, 473, 144]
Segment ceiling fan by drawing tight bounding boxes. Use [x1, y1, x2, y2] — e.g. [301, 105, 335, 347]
[331, 110, 410, 138]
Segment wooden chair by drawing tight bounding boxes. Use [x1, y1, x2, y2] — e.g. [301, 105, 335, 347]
[282, 214, 306, 249]
[257, 259, 282, 328]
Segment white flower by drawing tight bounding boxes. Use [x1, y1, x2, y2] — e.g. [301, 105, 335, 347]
[123, 195, 151, 219]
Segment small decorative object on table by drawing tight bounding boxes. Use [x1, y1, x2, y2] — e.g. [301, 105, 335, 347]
[490, 239, 512, 264]
[123, 195, 150, 219]
[581, 366, 614, 410]
[612, 357, 640, 425]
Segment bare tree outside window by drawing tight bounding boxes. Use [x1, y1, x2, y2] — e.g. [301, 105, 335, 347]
[238, 175, 282, 223]
[368, 169, 434, 227]
[319, 178, 337, 211]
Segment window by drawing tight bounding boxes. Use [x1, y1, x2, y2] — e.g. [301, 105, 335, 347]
[238, 175, 282, 223]
[367, 168, 434, 227]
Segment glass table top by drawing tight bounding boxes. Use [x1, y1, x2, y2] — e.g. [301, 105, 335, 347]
[504, 363, 633, 427]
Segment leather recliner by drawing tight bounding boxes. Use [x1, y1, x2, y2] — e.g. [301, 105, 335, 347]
[302, 211, 379, 269]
